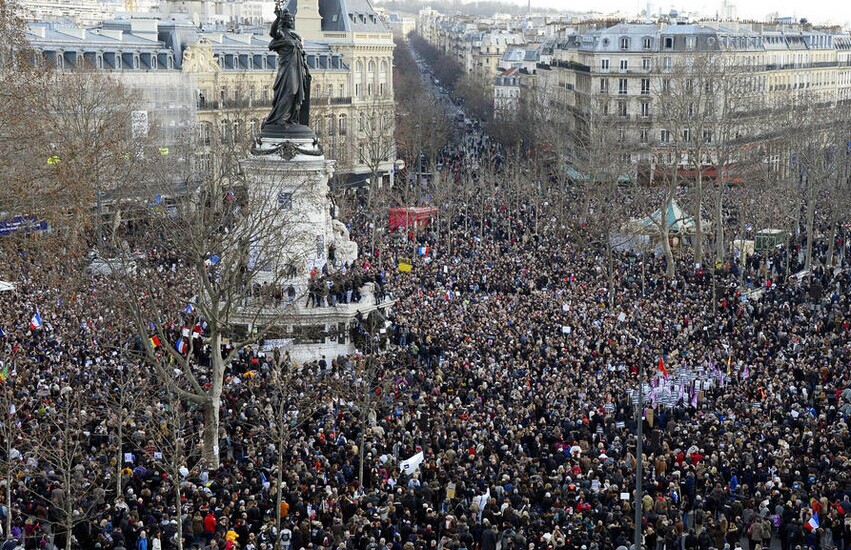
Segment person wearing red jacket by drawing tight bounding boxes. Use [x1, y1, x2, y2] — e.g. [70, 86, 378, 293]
[203, 511, 217, 543]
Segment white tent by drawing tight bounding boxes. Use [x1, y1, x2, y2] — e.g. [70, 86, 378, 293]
[0, 281, 14, 293]
[626, 199, 705, 236]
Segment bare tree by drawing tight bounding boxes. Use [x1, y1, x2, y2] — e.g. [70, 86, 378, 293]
[114, 130, 320, 468]
[572, 102, 639, 302]
[24, 389, 102, 550]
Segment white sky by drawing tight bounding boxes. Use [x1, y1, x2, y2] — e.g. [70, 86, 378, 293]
[509, 0, 851, 27]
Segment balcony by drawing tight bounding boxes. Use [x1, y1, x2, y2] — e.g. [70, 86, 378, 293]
[313, 96, 354, 106]
[197, 99, 271, 111]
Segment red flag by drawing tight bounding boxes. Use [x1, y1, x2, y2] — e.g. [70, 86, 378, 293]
[658, 356, 669, 379]
[149, 335, 162, 348]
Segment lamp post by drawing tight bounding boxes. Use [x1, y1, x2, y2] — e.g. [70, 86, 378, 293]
[629, 333, 644, 550]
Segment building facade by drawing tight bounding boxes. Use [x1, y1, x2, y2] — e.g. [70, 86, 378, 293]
[534, 22, 851, 175]
[23, 0, 395, 187]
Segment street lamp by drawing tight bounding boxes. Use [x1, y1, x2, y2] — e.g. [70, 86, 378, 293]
[628, 332, 644, 550]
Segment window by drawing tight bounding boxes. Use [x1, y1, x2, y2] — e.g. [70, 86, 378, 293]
[640, 78, 650, 94]
[640, 102, 650, 117]
[660, 129, 670, 143]
[618, 78, 628, 94]
[643, 37, 652, 49]
[662, 56, 672, 70]
[662, 78, 672, 93]
[619, 37, 630, 49]
[683, 129, 691, 142]
[684, 79, 694, 94]
[602, 101, 610, 115]
[599, 78, 609, 93]
[278, 192, 293, 210]
[703, 129, 713, 143]
[618, 100, 628, 116]
[640, 128, 649, 143]
[601, 59, 610, 70]
[620, 59, 628, 71]
[642, 57, 651, 71]
[687, 102, 694, 118]
[618, 129, 626, 142]
[339, 114, 347, 136]
[326, 114, 335, 136]
[686, 36, 696, 50]
[664, 37, 673, 49]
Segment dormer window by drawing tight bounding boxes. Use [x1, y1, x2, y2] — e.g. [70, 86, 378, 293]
[619, 37, 630, 49]
[642, 37, 652, 49]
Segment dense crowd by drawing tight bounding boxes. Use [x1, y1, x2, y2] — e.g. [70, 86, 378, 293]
[1, 114, 851, 550]
[1, 184, 849, 550]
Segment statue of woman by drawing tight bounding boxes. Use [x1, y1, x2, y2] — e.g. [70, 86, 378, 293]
[263, 7, 311, 129]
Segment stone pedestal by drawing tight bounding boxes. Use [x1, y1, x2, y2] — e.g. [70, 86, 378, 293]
[234, 134, 390, 362]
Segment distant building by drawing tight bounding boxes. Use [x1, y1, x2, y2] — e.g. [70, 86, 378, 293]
[530, 21, 851, 176]
[493, 67, 521, 116]
[23, 0, 395, 188]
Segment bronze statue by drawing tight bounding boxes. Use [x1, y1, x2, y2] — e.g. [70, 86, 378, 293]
[263, 6, 311, 130]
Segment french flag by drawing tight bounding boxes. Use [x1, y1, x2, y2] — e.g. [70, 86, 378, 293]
[29, 310, 43, 331]
[176, 337, 188, 354]
[806, 513, 819, 532]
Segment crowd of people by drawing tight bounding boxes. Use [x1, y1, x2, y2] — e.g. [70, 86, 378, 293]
[1, 108, 851, 550]
[0, 177, 849, 550]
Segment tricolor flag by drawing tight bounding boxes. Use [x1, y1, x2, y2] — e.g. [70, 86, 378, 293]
[149, 335, 162, 348]
[29, 309, 42, 331]
[184, 302, 195, 315]
[176, 337, 188, 354]
[805, 513, 819, 532]
[658, 356, 669, 379]
[416, 246, 430, 256]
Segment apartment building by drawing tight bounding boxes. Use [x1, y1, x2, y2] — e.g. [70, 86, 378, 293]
[529, 22, 851, 176]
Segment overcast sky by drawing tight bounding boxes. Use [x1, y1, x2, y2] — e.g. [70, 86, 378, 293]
[509, 0, 850, 27]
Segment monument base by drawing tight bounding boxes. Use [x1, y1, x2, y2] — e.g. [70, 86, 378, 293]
[233, 283, 395, 364]
[260, 122, 316, 140]
[238, 131, 371, 364]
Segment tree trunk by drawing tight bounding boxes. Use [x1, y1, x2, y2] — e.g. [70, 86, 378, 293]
[202, 397, 221, 469]
[357, 399, 368, 490]
[202, 339, 225, 469]
[826, 223, 836, 268]
[65, 493, 73, 550]
[715, 184, 725, 263]
[606, 234, 615, 307]
[176, 474, 184, 550]
[805, 183, 816, 274]
[116, 421, 123, 500]
[695, 173, 703, 265]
